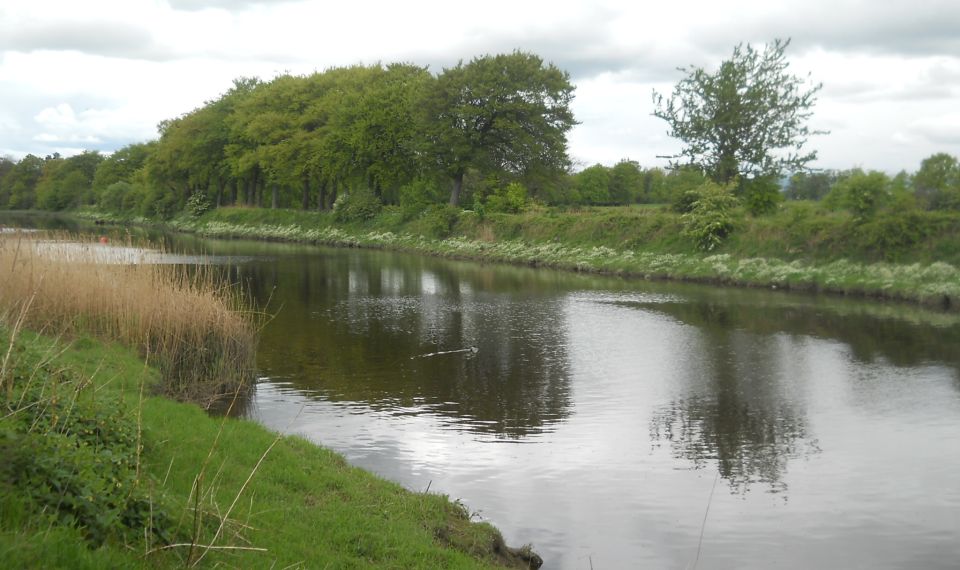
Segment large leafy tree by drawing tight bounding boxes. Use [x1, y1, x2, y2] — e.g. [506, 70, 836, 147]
[573, 164, 611, 205]
[913, 152, 960, 210]
[421, 51, 577, 206]
[34, 151, 103, 210]
[3, 155, 44, 209]
[0, 156, 15, 206]
[653, 39, 823, 184]
[786, 170, 836, 201]
[347, 63, 431, 204]
[609, 159, 643, 204]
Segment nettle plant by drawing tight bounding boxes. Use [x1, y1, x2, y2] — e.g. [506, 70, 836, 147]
[681, 182, 741, 251]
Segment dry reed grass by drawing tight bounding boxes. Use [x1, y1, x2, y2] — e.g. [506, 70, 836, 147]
[0, 231, 257, 407]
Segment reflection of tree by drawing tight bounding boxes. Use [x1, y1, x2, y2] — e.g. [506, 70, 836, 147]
[651, 394, 816, 494]
[647, 301, 820, 493]
[240, 248, 574, 438]
[639, 294, 960, 491]
[617, 295, 960, 370]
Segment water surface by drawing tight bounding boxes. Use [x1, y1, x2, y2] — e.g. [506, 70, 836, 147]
[234, 242, 959, 569]
[4, 215, 958, 568]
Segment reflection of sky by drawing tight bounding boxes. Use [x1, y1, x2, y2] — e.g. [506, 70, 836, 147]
[250, 271, 960, 569]
[29, 240, 253, 265]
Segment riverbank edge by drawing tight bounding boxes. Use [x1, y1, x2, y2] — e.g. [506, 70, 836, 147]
[77, 208, 960, 311]
[0, 327, 540, 569]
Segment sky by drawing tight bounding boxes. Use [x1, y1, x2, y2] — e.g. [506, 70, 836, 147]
[1, 0, 959, 173]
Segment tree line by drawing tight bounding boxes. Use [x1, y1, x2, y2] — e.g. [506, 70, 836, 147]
[1, 44, 960, 221]
[4, 144, 957, 217]
[1, 52, 579, 218]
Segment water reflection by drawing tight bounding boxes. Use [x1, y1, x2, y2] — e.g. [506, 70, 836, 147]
[240, 251, 573, 438]
[633, 294, 960, 493]
[648, 331, 818, 493]
[621, 294, 960, 369]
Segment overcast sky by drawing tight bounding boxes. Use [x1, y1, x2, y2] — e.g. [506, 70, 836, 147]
[1, 0, 958, 173]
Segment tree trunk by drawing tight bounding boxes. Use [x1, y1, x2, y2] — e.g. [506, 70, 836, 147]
[329, 181, 338, 209]
[317, 181, 327, 212]
[301, 176, 310, 210]
[216, 177, 225, 208]
[449, 171, 464, 207]
[251, 168, 261, 207]
[230, 179, 238, 205]
[271, 183, 279, 209]
[369, 173, 382, 199]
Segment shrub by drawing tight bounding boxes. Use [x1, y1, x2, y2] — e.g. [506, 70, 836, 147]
[414, 205, 461, 239]
[332, 187, 383, 223]
[1, 353, 171, 547]
[185, 191, 212, 217]
[486, 182, 528, 213]
[399, 178, 441, 220]
[681, 182, 741, 251]
[855, 210, 933, 261]
[739, 176, 783, 216]
[825, 170, 891, 220]
[671, 189, 702, 214]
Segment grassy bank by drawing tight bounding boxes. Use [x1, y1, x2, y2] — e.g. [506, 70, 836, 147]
[87, 203, 960, 310]
[0, 328, 538, 568]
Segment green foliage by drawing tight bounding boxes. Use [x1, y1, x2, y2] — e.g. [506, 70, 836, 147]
[1, 342, 170, 548]
[98, 181, 132, 213]
[825, 170, 891, 220]
[914, 153, 960, 210]
[34, 152, 103, 211]
[139, 184, 178, 220]
[739, 176, 783, 216]
[421, 51, 577, 205]
[486, 182, 528, 213]
[414, 204, 462, 239]
[662, 167, 709, 207]
[653, 39, 823, 184]
[786, 170, 836, 201]
[4, 155, 43, 209]
[399, 178, 443, 220]
[854, 210, 933, 261]
[567, 159, 643, 206]
[573, 164, 611, 205]
[681, 182, 741, 251]
[671, 190, 703, 214]
[186, 191, 212, 217]
[638, 167, 669, 203]
[0, 156, 14, 206]
[91, 143, 152, 199]
[332, 187, 383, 223]
[609, 159, 643, 204]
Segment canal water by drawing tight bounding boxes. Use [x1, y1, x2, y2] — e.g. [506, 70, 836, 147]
[7, 215, 960, 568]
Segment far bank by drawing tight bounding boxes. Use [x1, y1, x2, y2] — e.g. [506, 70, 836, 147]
[76, 202, 960, 311]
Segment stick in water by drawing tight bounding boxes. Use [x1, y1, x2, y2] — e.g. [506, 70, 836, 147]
[411, 346, 478, 359]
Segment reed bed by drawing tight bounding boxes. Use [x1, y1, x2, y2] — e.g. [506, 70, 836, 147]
[0, 231, 257, 406]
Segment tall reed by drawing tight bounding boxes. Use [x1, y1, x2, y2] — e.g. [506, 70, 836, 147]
[0, 231, 257, 406]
